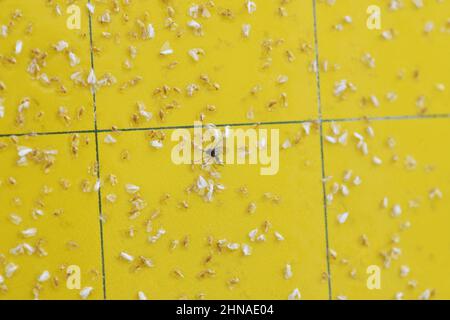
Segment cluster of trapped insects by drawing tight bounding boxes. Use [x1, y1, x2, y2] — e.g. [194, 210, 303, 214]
[0, 0, 448, 300]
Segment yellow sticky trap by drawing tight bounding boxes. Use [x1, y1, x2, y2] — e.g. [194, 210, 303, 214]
[0, 0, 93, 134]
[0, 134, 102, 300]
[91, 0, 317, 129]
[98, 124, 328, 299]
[323, 119, 450, 300]
[317, 0, 450, 119]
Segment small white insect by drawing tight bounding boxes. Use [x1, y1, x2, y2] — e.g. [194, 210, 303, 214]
[17, 146, 33, 157]
[147, 24, 155, 39]
[1, 25, 8, 38]
[412, 0, 424, 8]
[38, 270, 51, 283]
[337, 212, 349, 224]
[160, 41, 173, 55]
[334, 79, 348, 97]
[424, 21, 434, 34]
[5, 263, 18, 278]
[188, 4, 199, 18]
[86, 3, 95, 14]
[10, 244, 24, 256]
[94, 180, 101, 192]
[326, 193, 334, 204]
[392, 204, 402, 217]
[80, 287, 94, 300]
[419, 289, 431, 300]
[148, 228, 166, 243]
[9, 214, 22, 225]
[256, 234, 266, 242]
[150, 140, 163, 149]
[187, 20, 201, 30]
[284, 264, 293, 280]
[17, 98, 30, 112]
[353, 132, 364, 141]
[435, 83, 446, 92]
[188, 48, 205, 62]
[197, 176, 208, 190]
[87, 69, 97, 85]
[69, 52, 80, 67]
[302, 122, 312, 135]
[248, 229, 258, 241]
[138, 291, 148, 300]
[242, 244, 252, 256]
[370, 95, 380, 108]
[54, 40, 69, 52]
[119, 251, 134, 262]
[32, 209, 44, 219]
[227, 243, 240, 251]
[338, 131, 348, 145]
[381, 197, 389, 209]
[381, 30, 394, 40]
[21, 228, 37, 238]
[15, 40, 23, 55]
[288, 288, 301, 300]
[341, 184, 350, 197]
[55, 4, 62, 16]
[429, 188, 443, 200]
[334, 23, 343, 31]
[353, 176, 362, 186]
[99, 11, 111, 24]
[372, 156, 383, 165]
[395, 292, 404, 300]
[274, 231, 285, 241]
[23, 243, 35, 255]
[104, 134, 117, 144]
[125, 184, 140, 194]
[282, 139, 292, 149]
[386, 92, 398, 102]
[246, 1, 257, 14]
[400, 265, 410, 278]
[277, 75, 289, 84]
[242, 24, 251, 38]
[366, 126, 375, 138]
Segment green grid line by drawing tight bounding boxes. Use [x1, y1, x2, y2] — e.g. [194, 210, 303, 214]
[312, 0, 333, 300]
[87, 0, 107, 300]
[1, 113, 450, 138]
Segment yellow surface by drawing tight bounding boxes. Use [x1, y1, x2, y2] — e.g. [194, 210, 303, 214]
[0, 0, 449, 300]
[324, 119, 450, 300]
[317, 0, 450, 119]
[0, 0, 93, 134]
[99, 125, 327, 299]
[0, 133, 102, 300]
[92, 0, 317, 128]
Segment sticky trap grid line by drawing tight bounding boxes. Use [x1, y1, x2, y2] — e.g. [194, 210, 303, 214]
[1, 113, 450, 139]
[87, 2, 107, 300]
[312, 0, 332, 301]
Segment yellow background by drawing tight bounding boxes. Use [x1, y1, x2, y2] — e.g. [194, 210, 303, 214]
[0, 0, 449, 300]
